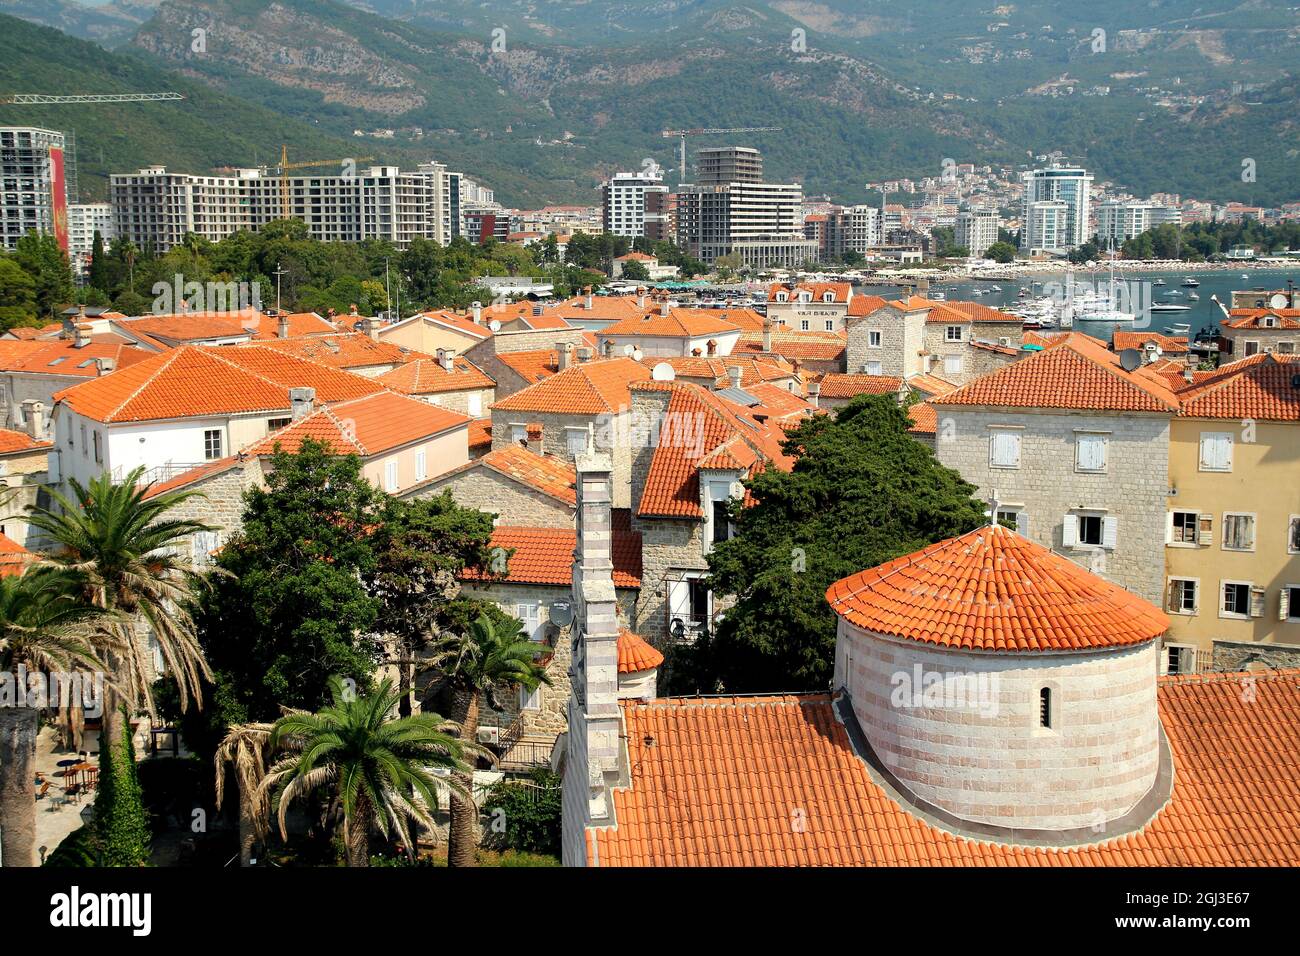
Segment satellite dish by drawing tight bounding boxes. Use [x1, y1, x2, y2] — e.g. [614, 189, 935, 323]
[632, 348, 643, 361]
[651, 362, 676, 381]
[623, 343, 636, 356]
[1118, 348, 1143, 372]
[1270, 293, 1289, 309]
[488, 319, 501, 332]
[548, 600, 573, 629]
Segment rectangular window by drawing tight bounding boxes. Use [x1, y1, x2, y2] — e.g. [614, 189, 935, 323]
[989, 429, 1020, 468]
[515, 601, 543, 641]
[800, 319, 810, 331]
[824, 320, 834, 332]
[268, 417, 291, 431]
[1168, 578, 1198, 614]
[1282, 586, 1300, 623]
[1074, 433, 1107, 473]
[1221, 581, 1251, 618]
[1222, 513, 1255, 551]
[1198, 432, 1233, 472]
[1078, 514, 1104, 546]
[711, 498, 732, 545]
[1169, 510, 1199, 545]
[868, 330, 882, 348]
[384, 461, 398, 492]
[945, 326, 963, 342]
[203, 429, 222, 460]
[1289, 516, 1300, 554]
[467, 392, 482, 416]
[415, 451, 427, 482]
[1243, 340, 1260, 356]
[510, 423, 527, 445]
[865, 360, 883, 375]
[943, 354, 962, 375]
[520, 685, 541, 711]
[996, 508, 1026, 535]
[1163, 644, 1198, 675]
[565, 428, 589, 458]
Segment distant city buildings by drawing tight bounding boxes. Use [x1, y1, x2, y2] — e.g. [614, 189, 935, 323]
[0, 127, 69, 252]
[1021, 163, 1093, 254]
[67, 201, 115, 274]
[955, 205, 999, 256]
[600, 168, 670, 242]
[1096, 201, 1180, 244]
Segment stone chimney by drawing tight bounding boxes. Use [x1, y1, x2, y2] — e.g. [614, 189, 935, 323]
[561, 453, 626, 864]
[20, 400, 45, 441]
[601, 339, 614, 359]
[807, 380, 820, 409]
[584, 285, 594, 310]
[556, 341, 573, 372]
[471, 301, 483, 325]
[576, 346, 594, 363]
[918, 277, 930, 298]
[289, 387, 316, 420]
[762, 314, 773, 353]
[73, 324, 93, 349]
[357, 316, 380, 341]
[278, 313, 290, 339]
[659, 297, 670, 317]
[706, 339, 718, 357]
[727, 365, 743, 390]
[637, 287, 647, 310]
[94, 357, 115, 377]
[439, 348, 455, 372]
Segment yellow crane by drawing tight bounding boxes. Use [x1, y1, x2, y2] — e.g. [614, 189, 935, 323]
[272, 145, 374, 220]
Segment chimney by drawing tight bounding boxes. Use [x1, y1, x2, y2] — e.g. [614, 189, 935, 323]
[918, 277, 930, 298]
[762, 314, 773, 353]
[74, 324, 93, 349]
[358, 316, 380, 341]
[289, 387, 316, 420]
[349, 304, 359, 318]
[471, 301, 483, 324]
[576, 346, 593, 363]
[637, 287, 647, 309]
[727, 365, 743, 390]
[601, 339, 614, 359]
[94, 357, 115, 377]
[556, 341, 573, 371]
[278, 313, 290, 339]
[706, 339, 718, 357]
[660, 297, 670, 317]
[438, 348, 455, 372]
[564, 452, 627, 845]
[20, 400, 45, 441]
[1183, 366, 1195, 384]
[584, 285, 594, 310]
[807, 381, 820, 409]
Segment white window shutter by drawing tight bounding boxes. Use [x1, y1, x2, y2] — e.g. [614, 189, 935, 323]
[1164, 511, 1174, 545]
[1102, 516, 1119, 550]
[1249, 586, 1266, 619]
[1016, 512, 1028, 539]
[1280, 588, 1291, 622]
[1197, 513, 1213, 546]
[1166, 579, 1177, 612]
[1062, 514, 1078, 547]
[1159, 646, 1170, 676]
[668, 578, 691, 630]
[1219, 435, 1233, 470]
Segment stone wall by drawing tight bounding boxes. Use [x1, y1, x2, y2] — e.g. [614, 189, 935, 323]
[934, 406, 1171, 604]
[425, 387, 496, 417]
[409, 466, 574, 527]
[1212, 639, 1300, 672]
[846, 306, 925, 378]
[489, 409, 634, 510]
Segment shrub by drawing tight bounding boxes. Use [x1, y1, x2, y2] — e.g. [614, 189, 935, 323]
[481, 768, 561, 856]
[94, 708, 151, 866]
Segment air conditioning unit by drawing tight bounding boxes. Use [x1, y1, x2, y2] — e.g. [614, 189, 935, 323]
[477, 726, 500, 745]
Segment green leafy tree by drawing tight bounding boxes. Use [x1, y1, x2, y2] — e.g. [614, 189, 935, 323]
[12, 233, 73, 321]
[259, 676, 477, 866]
[985, 241, 1017, 264]
[619, 258, 651, 281]
[698, 395, 986, 693]
[0, 258, 39, 329]
[481, 767, 561, 857]
[426, 613, 550, 867]
[197, 440, 387, 724]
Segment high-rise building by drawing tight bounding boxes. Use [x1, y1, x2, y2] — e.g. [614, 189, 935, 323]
[1021, 164, 1092, 253]
[110, 163, 458, 253]
[601, 168, 670, 241]
[955, 205, 999, 257]
[67, 202, 116, 274]
[1096, 201, 1181, 244]
[676, 147, 817, 268]
[0, 127, 69, 252]
[1023, 200, 1070, 255]
[822, 205, 882, 260]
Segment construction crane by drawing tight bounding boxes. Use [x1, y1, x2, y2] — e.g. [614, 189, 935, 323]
[661, 127, 782, 183]
[0, 92, 185, 105]
[272, 145, 374, 220]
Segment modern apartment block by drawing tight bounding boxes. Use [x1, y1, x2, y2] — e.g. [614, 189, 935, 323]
[0, 126, 68, 251]
[111, 161, 469, 253]
[1096, 201, 1181, 244]
[676, 147, 817, 267]
[955, 205, 999, 257]
[67, 202, 116, 274]
[1021, 164, 1092, 253]
[823, 205, 882, 259]
[600, 168, 670, 241]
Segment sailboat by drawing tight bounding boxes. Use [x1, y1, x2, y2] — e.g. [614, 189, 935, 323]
[1072, 244, 1135, 324]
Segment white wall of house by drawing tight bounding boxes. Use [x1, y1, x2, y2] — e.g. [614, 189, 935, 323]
[604, 330, 742, 358]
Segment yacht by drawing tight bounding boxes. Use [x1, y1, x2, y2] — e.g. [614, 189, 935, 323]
[1163, 289, 1184, 297]
[1181, 277, 1200, 287]
[1154, 278, 1167, 286]
[1070, 253, 1135, 324]
[1164, 322, 1192, 335]
[1149, 302, 1191, 314]
[1188, 292, 1199, 301]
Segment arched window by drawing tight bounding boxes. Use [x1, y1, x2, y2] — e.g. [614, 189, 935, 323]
[1039, 687, 1052, 729]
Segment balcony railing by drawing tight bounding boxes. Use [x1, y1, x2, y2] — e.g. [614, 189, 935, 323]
[112, 462, 209, 486]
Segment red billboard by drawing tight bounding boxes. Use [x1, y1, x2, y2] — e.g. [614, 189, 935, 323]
[49, 146, 69, 252]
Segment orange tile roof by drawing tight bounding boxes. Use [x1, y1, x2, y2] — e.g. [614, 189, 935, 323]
[617, 628, 664, 674]
[452, 445, 577, 505]
[468, 417, 492, 451]
[0, 531, 32, 577]
[1112, 331, 1190, 354]
[53, 345, 384, 423]
[462, 525, 641, 588]
[767, 281, 852, 303]
[846, 294, 888, 316]
[601, 309, 741, 339]
[640, 356, 798, 389]
[0, 338, 154, 378]
[258, 333, 423, 370]
[931, 333, 1180, 413]
[934, 300, 1022, 324]
[826, 523, 1169, 652]
[0, 428, 52, 454]
[1222, 309, 1300, 330]
[590, 670, 1300, 866]
[112, 310, 267, 344]
[904, 373, 959, 396]
[818, 374, 902, 399]
[376, 356, 496, 395]
[250, 312, 338, 339]
[141, 456, 244, 499]
[1177, 353, 1300, 421]
[907, 402, 937, 434]
[549, 295, 647, 323]
[247, 391, 469, 457]
[733, 330, 847, 363]
[491, 357, 650, 415]
[497, 348, 561, 384]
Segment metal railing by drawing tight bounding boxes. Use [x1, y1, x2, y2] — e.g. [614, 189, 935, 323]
[112, 462, 209, 486]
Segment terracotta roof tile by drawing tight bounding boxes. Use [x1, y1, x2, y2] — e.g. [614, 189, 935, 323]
[601, 309, 741, 339]
[1113, 331, 1190, 354]
[617, 628, 664, 673]
[904, 373, 959, 397]
[376, 356, 495, 395]
[1177, 353, 1300, 421]
[462, 525, 641, 588]
[468, 445, 577, 504]
[1223, 309, 1300, 330]
[0, 531, 32, 577]
[639, 355, 797, 388]
[825, 524, 1169, 652]
[404, 311, 492, 340]
[247, 391, 469, 457]
[0, 429, 51, 454]
[931, 333, 1180, 413]
[768, 281, 852, 304]
[0, 338, 154, 378]
[491, 357, 650, 415]
[846, 294, 888, 316]
[733, 330, 847, 363]
[818, 373, 902, 399]
[259, 333, 424, 370]
[591, 670, 1300, 866]
[468, 417, 493, 450]
[907, 402, 937, 434]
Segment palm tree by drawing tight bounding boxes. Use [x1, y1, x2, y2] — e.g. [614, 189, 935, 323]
[26, 469, 218, 761]
[0, 569, 107, 867]
[426, 613, 551, 867]
[214, 722, 276, 867]
[258, 676, 476, 867]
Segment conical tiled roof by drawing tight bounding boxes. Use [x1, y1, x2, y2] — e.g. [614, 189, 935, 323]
[617, 629, 664, 674]
[825, 524, 1168, 652]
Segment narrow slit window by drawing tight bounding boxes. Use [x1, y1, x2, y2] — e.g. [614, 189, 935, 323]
[1039, 687, 1051, 729]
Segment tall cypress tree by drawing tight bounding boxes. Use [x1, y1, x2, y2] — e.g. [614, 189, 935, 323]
[88, 230, 109, 293]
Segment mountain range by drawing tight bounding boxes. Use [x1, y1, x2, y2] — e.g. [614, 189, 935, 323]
[1, 0, 1296, 208]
